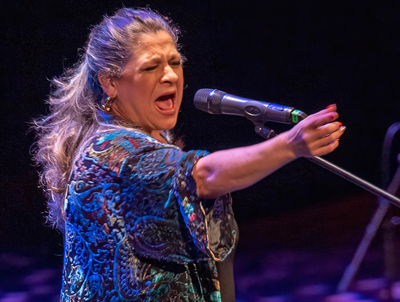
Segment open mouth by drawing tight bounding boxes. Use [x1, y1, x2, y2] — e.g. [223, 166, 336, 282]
[155, 93, 176, 113]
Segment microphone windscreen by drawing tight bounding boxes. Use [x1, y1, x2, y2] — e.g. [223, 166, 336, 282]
[193, 88, 213, 112]
[193, 89, 226, 114]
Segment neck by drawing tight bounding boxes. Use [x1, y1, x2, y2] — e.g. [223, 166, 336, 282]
[150, 130, 168, 144]
[104, 109, 169, 144]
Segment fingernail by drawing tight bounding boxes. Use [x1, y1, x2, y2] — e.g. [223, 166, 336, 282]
[338, 122, 343, 128]
[326, 104, 336, 109]
[340, 126, 346, 131]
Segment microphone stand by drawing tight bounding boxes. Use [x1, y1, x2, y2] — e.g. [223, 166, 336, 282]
[254, 122, 400, 296]
[254, 124, 400, 209]
[307, 156, 400, 207]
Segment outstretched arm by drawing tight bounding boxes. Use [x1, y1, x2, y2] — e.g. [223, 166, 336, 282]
[193, 104, 345, 199]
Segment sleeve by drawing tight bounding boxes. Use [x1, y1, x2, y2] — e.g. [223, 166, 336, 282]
[111, 131, 237, 263]
[173, 150, 238, 261]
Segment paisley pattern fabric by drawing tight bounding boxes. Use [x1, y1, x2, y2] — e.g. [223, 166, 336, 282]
[61, 128, 237, 302]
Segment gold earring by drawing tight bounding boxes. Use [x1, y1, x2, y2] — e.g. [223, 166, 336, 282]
[103, 96, 114, 112]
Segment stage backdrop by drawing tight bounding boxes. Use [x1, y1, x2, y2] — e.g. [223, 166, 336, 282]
[1, 0, 400, 258]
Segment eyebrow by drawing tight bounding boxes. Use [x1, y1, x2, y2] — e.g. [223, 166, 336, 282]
[143, 52, 181, 64]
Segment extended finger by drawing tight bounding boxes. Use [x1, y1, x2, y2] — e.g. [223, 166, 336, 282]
[306, 104, 337, 119]
[312, 139, 340, 157]
[316, 125, 346, 147]
[300, 121, 341, 144]
[318, 122, 343, 137]
[306, 111, 339, 130]
[303, 104, 337, 121]
[324, 104, 337, 113]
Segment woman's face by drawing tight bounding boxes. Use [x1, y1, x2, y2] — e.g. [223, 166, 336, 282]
[111, 30, 184, 138]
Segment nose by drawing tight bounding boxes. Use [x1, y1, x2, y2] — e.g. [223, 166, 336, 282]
[161, 65, 179, 84]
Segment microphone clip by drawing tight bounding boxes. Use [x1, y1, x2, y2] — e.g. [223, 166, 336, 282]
[254, 124, 276, 140]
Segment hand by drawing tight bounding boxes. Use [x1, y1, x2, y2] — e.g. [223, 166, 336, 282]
[285, 104, 345, 158]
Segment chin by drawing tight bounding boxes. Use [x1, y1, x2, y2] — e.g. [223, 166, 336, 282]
[159, 118, 178, 130]
[161, 124, 176, 131]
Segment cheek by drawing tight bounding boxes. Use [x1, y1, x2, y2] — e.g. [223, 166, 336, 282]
[177, 71, 184, 92]
[132, 82, 152, 105]
[178, 68, 184, 83]
[177, 84, 184, 104]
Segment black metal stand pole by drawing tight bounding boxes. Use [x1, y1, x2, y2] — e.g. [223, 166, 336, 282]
[254, 122, 400, 294]
[254, 124, 400, 208]
[308, 156, 400, 208]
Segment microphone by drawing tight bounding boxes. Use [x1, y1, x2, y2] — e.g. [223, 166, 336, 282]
[193, 88, 307, 124]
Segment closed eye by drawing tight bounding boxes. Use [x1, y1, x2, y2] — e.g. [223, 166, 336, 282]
[144, 65, 157, 71]
[170, 61, 181, 67]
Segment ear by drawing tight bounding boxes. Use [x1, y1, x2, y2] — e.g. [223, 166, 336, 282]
[98, 74, 118, 98]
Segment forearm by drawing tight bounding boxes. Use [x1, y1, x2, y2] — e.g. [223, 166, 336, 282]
[193, 105, 345, 199]
[193, 132, 296, 198]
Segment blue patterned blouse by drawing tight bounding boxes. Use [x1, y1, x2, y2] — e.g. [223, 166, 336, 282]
[61, 127, 237, 301]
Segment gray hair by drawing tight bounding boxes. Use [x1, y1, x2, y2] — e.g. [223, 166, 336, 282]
[33, 7, 183, 230]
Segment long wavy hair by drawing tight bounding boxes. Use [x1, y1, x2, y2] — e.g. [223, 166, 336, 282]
[33, 7, 183, 230]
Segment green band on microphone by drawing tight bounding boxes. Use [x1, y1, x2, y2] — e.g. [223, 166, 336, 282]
[291, 109, 302, 123]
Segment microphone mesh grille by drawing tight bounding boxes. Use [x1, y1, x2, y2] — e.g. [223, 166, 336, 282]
[193, 88, 213, 112]
[193, 88, 226, 114]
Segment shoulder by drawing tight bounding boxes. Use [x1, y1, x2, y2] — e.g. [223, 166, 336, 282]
[88, 128, 149, 151]
[85, 128, 180, 153]
[78, 128, 182, 171]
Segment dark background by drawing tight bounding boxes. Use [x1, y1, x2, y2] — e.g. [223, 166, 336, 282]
[1, 0, 400, 267]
